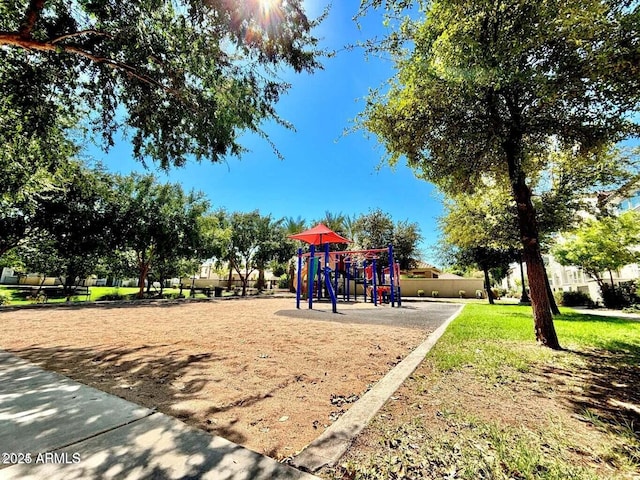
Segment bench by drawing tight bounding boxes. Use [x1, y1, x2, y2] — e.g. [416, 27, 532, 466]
[10, 285, 90, 302]
[41, 286, 90, 302]
[179, 284, 222, 298]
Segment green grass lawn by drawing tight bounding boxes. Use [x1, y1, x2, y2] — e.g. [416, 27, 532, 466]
[327, 304, 640, 480]
[0, 285, 219, 306]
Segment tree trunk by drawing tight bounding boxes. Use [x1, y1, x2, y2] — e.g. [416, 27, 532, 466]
[257, 268, 266, 291]
[505, 135, 560, 349]
[288, 260, 296, 293]
[241, 274, 247, 296]
[518, 256, 529, 303]
[138, 263, 149, 299]
[226, 261, 234, 290]
[543, 268, 560, 315]
[35, 275, 46, 297]
[483, 267, 494, 305]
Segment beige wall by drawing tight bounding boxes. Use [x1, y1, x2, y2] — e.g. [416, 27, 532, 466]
[337, 278, 484, 298]
[18, 275, 61, 286]
[399, 278, 484, 298]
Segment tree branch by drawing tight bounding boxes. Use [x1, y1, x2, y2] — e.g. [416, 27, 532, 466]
[18, 0, 46, 39]
[51, 30, 111, 44]
[0, 33, 178, 96]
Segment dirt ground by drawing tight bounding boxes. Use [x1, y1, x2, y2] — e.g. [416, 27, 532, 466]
[327, 344, 640, 479]
[0, 297, 434, 460]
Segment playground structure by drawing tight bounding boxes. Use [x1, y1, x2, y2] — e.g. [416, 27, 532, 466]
[289, 224, 401, 313]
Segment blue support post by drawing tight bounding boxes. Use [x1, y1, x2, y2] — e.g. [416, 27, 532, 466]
[322, 242, 329, 300]
[388, 244, 396, 307]
[372, 258, 378, 306]
[324, 266, 337, 313]
[308, 244, 315, 309]
[296, 248, 302, 309]
[316, 258, 321, 301]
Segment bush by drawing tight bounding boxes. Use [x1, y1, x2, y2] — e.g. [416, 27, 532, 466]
[0, 290, 11, 305]
[97, 293, 127, 301]
[459, 290, 466, 298]
[417, 289, 425, 297]
[278, 276, 289, 289]
[431, 290, 438, 297]
[555, 290, 592, 307]
[601, 282, 639, 309]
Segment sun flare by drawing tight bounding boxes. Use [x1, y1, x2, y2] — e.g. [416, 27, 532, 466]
[258, 0, 279, 15]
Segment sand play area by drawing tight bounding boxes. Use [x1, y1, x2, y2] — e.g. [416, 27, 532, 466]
[0, 297, 445, 460]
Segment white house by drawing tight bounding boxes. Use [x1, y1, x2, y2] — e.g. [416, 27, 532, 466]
[502, 184, 640, 302]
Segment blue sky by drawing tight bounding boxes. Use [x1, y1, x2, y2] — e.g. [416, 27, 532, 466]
[82, 2, 444, 264]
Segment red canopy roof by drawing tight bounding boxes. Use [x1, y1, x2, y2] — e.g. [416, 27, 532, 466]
[288, 224, 351, 245]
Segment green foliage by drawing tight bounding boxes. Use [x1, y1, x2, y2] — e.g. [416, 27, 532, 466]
[333, 302, 640, 478]
[0, 0, 323, 168]
[270, 262, 287, 278]
[552, 211, 640, 289]
[440, 187, 519, 250]
[112, 173, 213, 296]
[14, 162, 120, 292]
[554, 290, 593, 307]
[601, 282, 640, 310]
[446, 246, 515, 277]
[277, 276, 289, 289]
[226, 211, 294, 295]
[0, 290, 10, 305]
[362, 1, 639, 188]
[361, 0, 640, 345]
[353, 209, 422, 270]
[0, 104, 77, 257]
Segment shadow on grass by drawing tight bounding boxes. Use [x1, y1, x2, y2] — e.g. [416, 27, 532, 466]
[2, 343, 279, 449]
[540, 339, 640, 445]
[559, 310, 638, 324]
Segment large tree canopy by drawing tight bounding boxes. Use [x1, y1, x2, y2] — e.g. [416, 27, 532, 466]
[361, 0, 639, 349]
[16, 162, 119, 293]
[113, 173, 211, 297]
[0, 0, 322, 168]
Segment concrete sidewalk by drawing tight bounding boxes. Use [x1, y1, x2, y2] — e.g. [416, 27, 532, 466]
[0, 351, 317, 480]
[570, 307, 640, 321]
